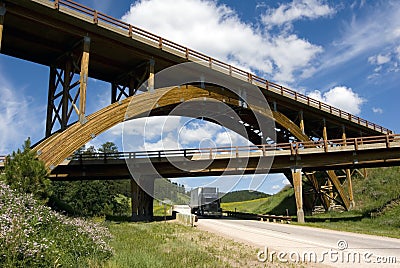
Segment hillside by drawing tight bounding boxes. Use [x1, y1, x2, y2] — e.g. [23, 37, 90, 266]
[221, 185, 295, 215]
[221, 190, 270, 203]
[221, 167, 400, 238]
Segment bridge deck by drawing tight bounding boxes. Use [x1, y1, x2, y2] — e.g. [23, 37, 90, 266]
[48, 134, 400, 180]
[1, 0, 391, 136]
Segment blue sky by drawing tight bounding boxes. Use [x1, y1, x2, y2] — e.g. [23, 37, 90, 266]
[1, 0, 399, 194]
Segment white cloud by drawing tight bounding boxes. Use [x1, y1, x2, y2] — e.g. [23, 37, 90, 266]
[140, 132, 180, 151]
[124, 116, 181, 141]
[269, 34, 323, 82]
[178, 120, 221, 146]
[262, 0, 335, 27]
[308, 86, 365, 115]
[121, 0, 325, 83]
[396, 46, 400, 59]
[318, 1, 400, 72]
[368, 53, 391, 65]
[282, 178, 291, 185]
[0, 75, 43, 154]
[372, 107, 383, 114]
[272, 184, 281, 190]
[215, 130, 252, 146]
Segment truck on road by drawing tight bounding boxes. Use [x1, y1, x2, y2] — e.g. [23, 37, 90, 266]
[190, 187, 222, 217]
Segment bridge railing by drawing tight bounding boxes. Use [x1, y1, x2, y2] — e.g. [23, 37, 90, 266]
[68, 134, 400, 162]
[49, 0, 391, 134]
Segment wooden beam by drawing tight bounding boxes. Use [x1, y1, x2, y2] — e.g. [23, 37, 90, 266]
[327, 170, 350, 210]
[79, 36, 90, 124]
[62, 59, 72, 130]
[342, 125, 347, 145]
[299, 111, 305, 134]
[292, 168, 305, 223]
[346, 169, 355, 209]
[148, 59, 155, 92]
[0, 4, 5, 52]
[322, 118, 328, 141]
[46, 66, 57, 137]
[304, 172, 330, 211]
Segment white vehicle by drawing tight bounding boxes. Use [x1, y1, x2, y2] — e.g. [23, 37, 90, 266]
[190, 187, 222, 217]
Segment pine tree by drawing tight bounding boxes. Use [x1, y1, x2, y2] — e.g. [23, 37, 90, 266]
[3, 138, 51, 202]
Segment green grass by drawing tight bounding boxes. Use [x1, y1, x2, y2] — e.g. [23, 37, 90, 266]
[221, 197, 270, 213]
[221, 167, 400, 238]
[294, 167, 400, 238]
[221, 186, 295, 216]
[102, 221, 272, 268]
[297, 204, 400, 238]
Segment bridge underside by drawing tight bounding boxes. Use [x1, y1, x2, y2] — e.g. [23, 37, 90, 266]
[33, 84, 390, 219]
[1, 0, 394, 222]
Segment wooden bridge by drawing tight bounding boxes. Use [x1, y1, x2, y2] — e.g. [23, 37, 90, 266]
[0, 0, 396, 222]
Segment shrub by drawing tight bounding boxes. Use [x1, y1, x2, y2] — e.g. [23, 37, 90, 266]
[0, 181, 113, 267]
[3, 138, 51, 202]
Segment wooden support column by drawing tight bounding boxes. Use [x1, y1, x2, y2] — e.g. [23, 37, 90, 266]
[322, 118, 328, 141]
[346, 169, 355, 209]
[139, 176, 154, 221]
[363, 168, 368, 179]
[46, 67, 57, 137]
[130, 177, 139, 221]
[327, 179, 334, 208]
[292, 168, 305, 223]
[79, 36, 90, 124]
[148, 59, 155, 92]
[342, 125, 347, 145]
[299, 111, 305, 134]
[62, 59, 72, 130]
[0, 4, 5, 52]
[111, 83, 117, 103]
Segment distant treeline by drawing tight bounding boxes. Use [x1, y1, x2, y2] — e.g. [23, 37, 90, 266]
[221, 190, 270, 203]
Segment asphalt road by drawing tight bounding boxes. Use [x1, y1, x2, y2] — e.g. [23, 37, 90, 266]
[197, 218, 400, 267]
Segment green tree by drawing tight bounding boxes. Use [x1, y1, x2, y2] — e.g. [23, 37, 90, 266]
[98, 141, 118, 154]
[51, 142, 130, 216]
[3, 138, 51, 202]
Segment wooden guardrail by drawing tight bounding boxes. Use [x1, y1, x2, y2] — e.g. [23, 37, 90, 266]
[68, 133, 400, 162]
[225, 211, 291, 224]
[42, 0, 392, 134]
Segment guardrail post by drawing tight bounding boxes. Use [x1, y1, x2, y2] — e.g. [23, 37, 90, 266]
[262, 145, 266, 156]
[386, 134, 390, 148]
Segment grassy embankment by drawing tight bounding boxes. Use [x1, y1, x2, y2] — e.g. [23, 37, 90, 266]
[221, 167, 400, 238]
[102, 221, 289, 268]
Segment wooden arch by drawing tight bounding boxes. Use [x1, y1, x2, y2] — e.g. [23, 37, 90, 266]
[35, 85, 305, 169]
[34, 84, 350, 210]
